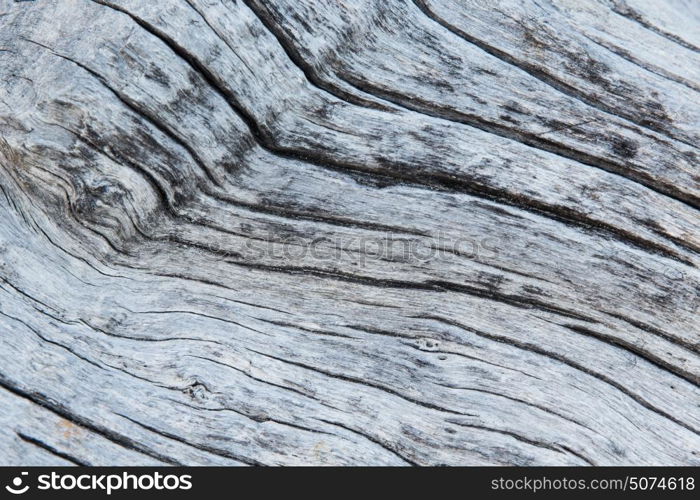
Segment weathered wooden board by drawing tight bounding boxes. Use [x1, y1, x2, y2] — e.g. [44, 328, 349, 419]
[0, 0, 698, 465]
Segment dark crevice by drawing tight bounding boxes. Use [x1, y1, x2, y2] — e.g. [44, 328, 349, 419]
[562, 324, 699, 387]
[125, 307, 270, 336]
[339, 69, 700, 212]
[19, 121, 696, 355]
[316, 418, 419, 466]
[446, 420, 593, 464]
[197, 260, 693, 355]
[603, 311, 700, 354]
[48, 105, 426, 240]
[578, 31, 700, 93]
[32, 220, 134, 281]
[116, 413, 262, 466]
[169, 397, 332, 438]
[415, 314, 699, 436]
[218, 259, 603, 324]
[183, 0, 257, 77]
[74, 2, 700, 263]
[610, 4, 700, 53]
[166, 397, 266, 425]
[426, 279, 598, 322]
[432, 246, 557, 283]
[245, 347, 470, 416]
[188, 354, 313, 400]
[411, 0, 699, 150]
[80, 318, 227, 346]
[416, 346, 543, 380]
[264, 418, 335, 436]
[0, 310, 107, 372]
[210, 192, 430, 237]
[257, 317, 358, 339]
[557, 444, 597, 467]
[17, 433, 91, 466]
[236, 0, 394, 111]
[21, 37, 223, 188]
[0, 276, 62, 316]
[434, 382, 599, 435]
[0, 375, 179, 464]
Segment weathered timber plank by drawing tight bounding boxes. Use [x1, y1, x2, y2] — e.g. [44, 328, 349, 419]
[0, 0, 698, 465]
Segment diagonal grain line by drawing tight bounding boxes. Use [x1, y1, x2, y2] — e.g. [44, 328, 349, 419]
[0, 375, 178, 464]
[578, 32, 700, 93]
[89, 0, 280, 148]
[562, 324, 699, 387]
[425, 279, 598, 322]
[434, 382, 599, 435]
[183, 0, 257, 76]
[557, 444, 598, 467]
[62, 117, 690, 271]
[417, 314, 700, 436]
[172, 397, 337, 436]
[445, 420, 595, 465]
[343, 323, 542, 379]
[40, 72, 425, 240]
[21, 37, 223, 188]
[338, 70, 700, 212]
[411, 0, 698, 148]
[213, 0, 392, 111]
[257, 317, 358, 339]
[411, 345, 543, 380]
[610, 4, 700, 53]
[234, 0, 700, 208]
[0, 310, 107, 371]
[80, 318, 226, 345]
[603, 311, 700, 354]
[17, 433, 91, 466]
[168, 398, 275, 425]
[89, 0, 700, 260]
[187, 354, 314, 400]
[221, 259, 601, 322]
[315, 418, 419, 465]
[209, 191, 430, 237]
[126, 308, 270, 336]
[245, 347, 470, 416]
[116, 413, 260, 466]
[215, 260, 696, 354]
[242, 0, 698, 209]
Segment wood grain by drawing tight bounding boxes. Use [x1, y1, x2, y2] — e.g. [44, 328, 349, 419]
[0, 0, 698, 465]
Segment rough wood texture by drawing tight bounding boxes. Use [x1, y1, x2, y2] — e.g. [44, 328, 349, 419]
[0, 0, 698, 466]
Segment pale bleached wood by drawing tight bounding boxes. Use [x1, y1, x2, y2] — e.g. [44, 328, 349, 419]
[0, 0, 698, 465]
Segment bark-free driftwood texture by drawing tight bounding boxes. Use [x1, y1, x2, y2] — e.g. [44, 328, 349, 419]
[0, 0, 698, 466]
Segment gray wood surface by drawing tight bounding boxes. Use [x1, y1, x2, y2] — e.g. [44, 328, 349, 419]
[0, 0, 698, 465]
